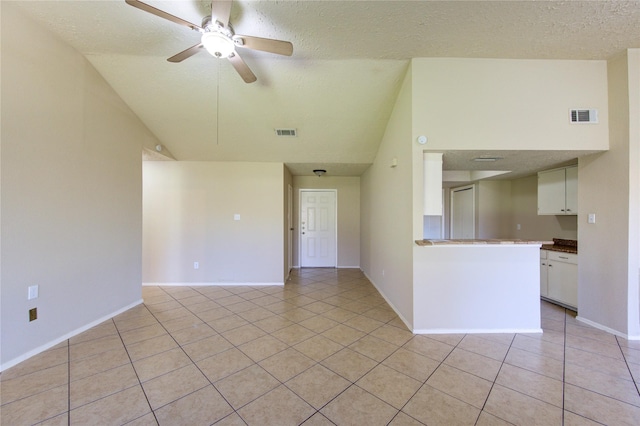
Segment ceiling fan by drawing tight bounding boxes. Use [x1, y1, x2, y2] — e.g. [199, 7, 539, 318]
[125, 0, 293, 83]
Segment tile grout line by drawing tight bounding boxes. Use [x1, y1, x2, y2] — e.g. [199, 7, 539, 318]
[67, 339, 71, 426]
[385, 338, 459, 426]
[472, 333, 517, 425]
[561, 307, 568, 425]
[187, 276, 397, 422]
[148, 278, 453, 425]
[615, 335, 640, 398]
[149, 285, 261, 423]
[563, 311, 640, 421]
[210, 278, 371, 422]
[112, 314, 160, 425]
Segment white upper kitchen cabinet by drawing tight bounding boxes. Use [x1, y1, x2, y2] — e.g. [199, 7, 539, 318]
[538, 166, 578, 215]
[565, 166, 578, 214]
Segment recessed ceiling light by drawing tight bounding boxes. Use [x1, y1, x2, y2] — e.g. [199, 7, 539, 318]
[472, 156, 503, 162]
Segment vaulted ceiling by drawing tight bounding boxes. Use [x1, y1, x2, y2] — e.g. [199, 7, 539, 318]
[11, 1, 640, 176]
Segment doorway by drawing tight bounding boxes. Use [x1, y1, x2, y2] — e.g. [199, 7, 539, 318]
[299, 190, 337, 267]
[450, 185, 475, 239]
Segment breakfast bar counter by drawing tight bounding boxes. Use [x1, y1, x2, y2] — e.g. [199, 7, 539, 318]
[416, 239, 553, 246]
[412, 239, 547, 334]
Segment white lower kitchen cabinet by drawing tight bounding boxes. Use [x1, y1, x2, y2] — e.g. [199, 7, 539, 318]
[540, 250, 577, 310]
[540, 250, 548, 297]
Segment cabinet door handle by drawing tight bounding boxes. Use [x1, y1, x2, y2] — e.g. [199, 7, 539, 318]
[541, 262, 546, 266]
[561, 209, 565, 212]
[559, 256, 569, 260]
[566, 209, 571, 212]
[549, 264, 553, 267]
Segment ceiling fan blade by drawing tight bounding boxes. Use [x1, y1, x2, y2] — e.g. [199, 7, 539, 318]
[210, 0, 233, 27]
[167, 44, 203, 63]
[125, 0, 202, 31]
[228, 53, 257, 83]
[234, 35, 293, 56]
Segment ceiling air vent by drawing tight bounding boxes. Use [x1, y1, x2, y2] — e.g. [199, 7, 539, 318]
[570, 109, 598, 124]
[275, 128, 297, 137]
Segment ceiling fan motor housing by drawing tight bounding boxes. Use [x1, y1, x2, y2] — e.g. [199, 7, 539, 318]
[125, 0, 292, 83]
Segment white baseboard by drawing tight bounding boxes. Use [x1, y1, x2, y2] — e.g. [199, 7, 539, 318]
[290, 266, 361, 269]
[1, 299, 143, 372]
[413, 327, 543, 334]
[362, 271, 413, 332]
[576, 316, 640, 340]
[143, 282, 284, 287]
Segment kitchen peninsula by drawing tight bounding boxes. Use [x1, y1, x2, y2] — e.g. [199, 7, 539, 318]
[413, 239, 551, 334]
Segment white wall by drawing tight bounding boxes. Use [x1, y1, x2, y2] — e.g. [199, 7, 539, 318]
[412, 58, 609, 151]
[578, 50, 640, 338]
[1, 4, 153, 369]
[143, 162, 285, 284]
[292, 176, 360, 268]
[361, 66, 415, 327]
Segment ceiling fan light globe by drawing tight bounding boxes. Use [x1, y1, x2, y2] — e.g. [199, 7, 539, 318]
[201, 32, 235, 58]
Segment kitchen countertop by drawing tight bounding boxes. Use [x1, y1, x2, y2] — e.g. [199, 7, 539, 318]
[416, 239, 553, 246]
[541, 238, 578, 254]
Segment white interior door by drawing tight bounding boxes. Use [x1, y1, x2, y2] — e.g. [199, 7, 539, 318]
[451, 185, 475, 239]
[300, 190, 337, 267]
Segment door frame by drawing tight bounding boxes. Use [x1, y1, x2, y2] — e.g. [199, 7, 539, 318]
[288, 184, 293, 276]
[298, 189, 338, 268]
[449, 184, 475, 239]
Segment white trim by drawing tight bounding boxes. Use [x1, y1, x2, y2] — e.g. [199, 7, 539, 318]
[337, 265, 361, 269]
[288, 184, 293, 275]
[576, 316, 640, 340]
[413, 328, 543, 334]
[363, 271, 413, 332]
[0, 299, 143, 372]
[142, 282, 284, 287]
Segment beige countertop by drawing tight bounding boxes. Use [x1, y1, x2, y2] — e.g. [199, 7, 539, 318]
[416, 239, 553, 246]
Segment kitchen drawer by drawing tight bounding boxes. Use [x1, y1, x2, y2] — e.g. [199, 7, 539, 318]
[548, 251, 577, 264]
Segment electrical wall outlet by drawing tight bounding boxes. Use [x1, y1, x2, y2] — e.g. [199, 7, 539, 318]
[29, 307, 37, 322]
[588, 213, 596, 224]
[194, 261, 199, 270]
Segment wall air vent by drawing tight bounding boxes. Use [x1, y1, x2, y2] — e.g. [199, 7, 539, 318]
[275, 128, 297, 137]
[570, 109, 598, 124]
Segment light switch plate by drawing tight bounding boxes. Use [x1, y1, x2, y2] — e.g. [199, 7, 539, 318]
[234, 214, 241, 221]
[28, 285, 38, 300]
[588, 213, 596, 224]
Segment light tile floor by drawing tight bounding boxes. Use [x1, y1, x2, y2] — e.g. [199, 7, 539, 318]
[2, 268, 640, 425]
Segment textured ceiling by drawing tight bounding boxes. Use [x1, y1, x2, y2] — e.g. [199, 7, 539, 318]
[437, 149, 599, 187]
[10, 1, 640, 176]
